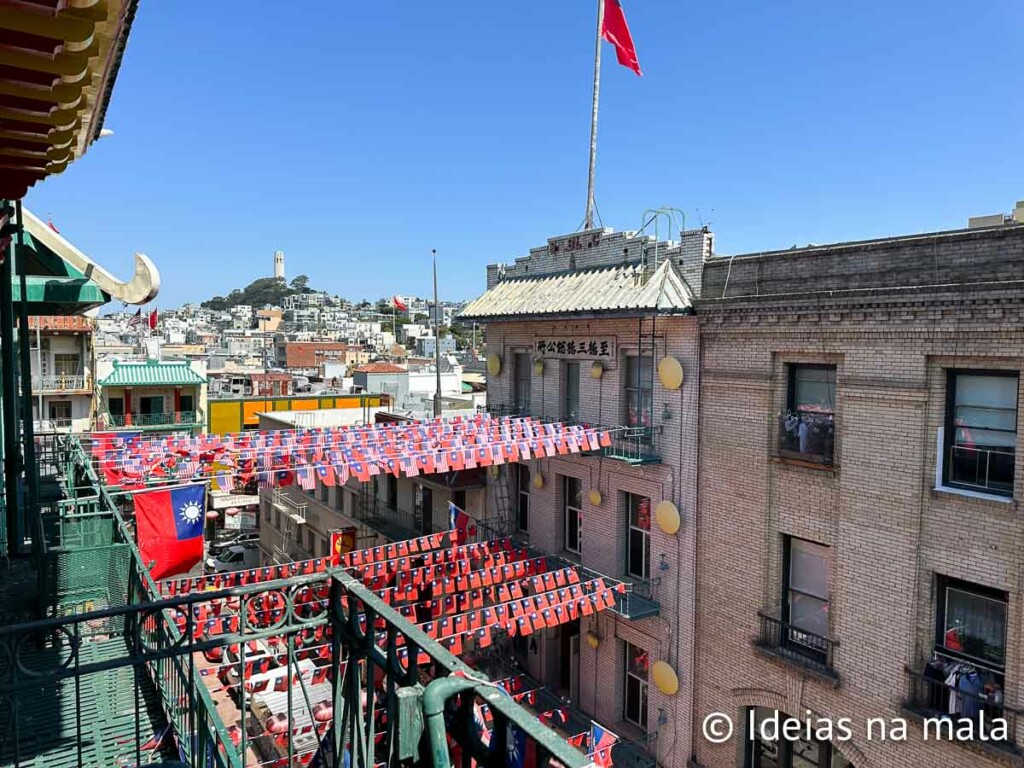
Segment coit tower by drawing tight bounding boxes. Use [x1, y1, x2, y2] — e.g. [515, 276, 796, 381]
[274, 250, 285, 280]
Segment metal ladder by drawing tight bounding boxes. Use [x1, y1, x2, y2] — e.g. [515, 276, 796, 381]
[489, 465, 515, 537]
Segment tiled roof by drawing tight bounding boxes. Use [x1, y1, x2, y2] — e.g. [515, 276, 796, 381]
[99, 360, 206, 387]
[355, 363, 407, 374]
[458, 259, 693, 320]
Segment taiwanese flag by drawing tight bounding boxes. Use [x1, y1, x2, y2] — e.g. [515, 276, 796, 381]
[316, 463, 335, 487]
[134, 483, 206, 580]
[590, 722, 618, 768]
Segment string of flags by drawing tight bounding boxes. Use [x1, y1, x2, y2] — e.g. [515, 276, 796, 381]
[91, 413, 612, 490]
[159, 521, 627, 765]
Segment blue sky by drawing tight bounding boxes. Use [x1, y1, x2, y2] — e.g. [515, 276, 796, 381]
[26, 0, 1024, 307]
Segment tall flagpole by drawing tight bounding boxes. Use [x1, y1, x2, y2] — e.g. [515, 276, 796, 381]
[432, 249, 443, 418]
[584, 0, 604, 230]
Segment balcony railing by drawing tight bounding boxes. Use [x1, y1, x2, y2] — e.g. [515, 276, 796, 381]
[948, 444, 1015, 496]
[102, 410, 203, 428]
[613, 576, 660, 620]
[905, 667, 1022, 754]
[756, 608, 839, 680]
[355, 494, 440, 541]
[778, 411, 835, 465]
[32, 374, 89, 391]
[33, 417, 74, 432]
[2, 436, 597, 768]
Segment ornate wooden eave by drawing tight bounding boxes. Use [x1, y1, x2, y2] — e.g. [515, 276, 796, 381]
[0, 0, 139, 199]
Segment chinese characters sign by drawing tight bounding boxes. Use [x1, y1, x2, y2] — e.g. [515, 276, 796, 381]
[534, 337, 616, 359]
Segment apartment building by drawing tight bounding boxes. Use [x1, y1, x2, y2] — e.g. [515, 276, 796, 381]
[460, 225, 713, 768]
[692, 213, 1024, 768]
[95, 358, 208, 434]
[27, 314, 95, 432]
[257, 412, 489, 564]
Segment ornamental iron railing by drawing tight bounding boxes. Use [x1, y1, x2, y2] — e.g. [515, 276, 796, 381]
[756, 608, 839, 680]
[0, 436, 615, 767]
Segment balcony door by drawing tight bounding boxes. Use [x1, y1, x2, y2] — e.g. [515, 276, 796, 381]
[139, 396, 164, 418]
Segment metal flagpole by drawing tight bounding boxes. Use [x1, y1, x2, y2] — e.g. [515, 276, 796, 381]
[584, 0, 605, 230]
[432, 249, 442, 418]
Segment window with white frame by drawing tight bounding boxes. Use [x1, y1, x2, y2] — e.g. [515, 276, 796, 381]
[626, 493, 651, 579]
[562, 475, 582, 554]
[944, 370, 1018, 497]
[623, 641, 649, 730]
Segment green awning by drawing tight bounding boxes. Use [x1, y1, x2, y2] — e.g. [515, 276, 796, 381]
[12, 275, 108, 310]
[99, 360, 206, 387]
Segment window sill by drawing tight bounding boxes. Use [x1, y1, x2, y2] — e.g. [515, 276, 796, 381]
[932, 485, 1014, 506]
[772, 455, 839, 473]
[560, 549, 582, 565]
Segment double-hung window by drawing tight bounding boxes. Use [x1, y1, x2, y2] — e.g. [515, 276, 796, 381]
[935, 576, 1007, 679]
[780, 365, 836, 464]
[944, 370, 1018, 497]
[626, 493, 651, 579]
[783, 537, 831, 662]
[624, 355, 653, 430]
[516, 464, 530, 533]
[562, 476, 582, 554]
[564, 361, 580, 422]
[623, 641, 649, 730]
[513, 352, 531, 416]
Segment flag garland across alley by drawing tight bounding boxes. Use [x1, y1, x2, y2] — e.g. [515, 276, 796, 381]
[92, 414, 613, 489]
[155, 529, 626, 765]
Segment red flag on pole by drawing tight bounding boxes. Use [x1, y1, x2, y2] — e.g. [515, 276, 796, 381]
[602, 0, 642, 76]
[392, 295, 408, 312]
[148, 308, 158, 330]
[134, 483, 206, 579]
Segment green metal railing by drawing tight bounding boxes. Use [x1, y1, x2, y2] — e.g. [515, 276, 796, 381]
[0, 436, 609, 768]
[103, 410, 204, 428]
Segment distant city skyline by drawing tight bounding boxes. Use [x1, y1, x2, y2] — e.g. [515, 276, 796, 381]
[22, 0, 1024, 307]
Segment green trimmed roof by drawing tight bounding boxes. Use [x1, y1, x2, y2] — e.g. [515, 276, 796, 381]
[99, 360, 206, 387]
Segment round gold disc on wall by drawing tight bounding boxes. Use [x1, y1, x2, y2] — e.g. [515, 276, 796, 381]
[486, 354, 502, 375]
[652, 661, 679, 695]
[658, 356, 684, 390]
[654, 500, 681, 534]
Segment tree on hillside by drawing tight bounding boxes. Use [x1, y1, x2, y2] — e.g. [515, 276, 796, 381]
[200, 276, 296, 311]
[290, 275, 311, 293]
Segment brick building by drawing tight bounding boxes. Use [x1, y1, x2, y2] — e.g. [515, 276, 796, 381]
[693, 217, 1024, 768]
[460, 225, 714, 767]
[277, 341, 370, 370]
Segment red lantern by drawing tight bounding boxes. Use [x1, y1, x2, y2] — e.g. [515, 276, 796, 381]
[265, 713, 288, 733]
[313, 701, 333, 723]
[226, 507, 239, 517]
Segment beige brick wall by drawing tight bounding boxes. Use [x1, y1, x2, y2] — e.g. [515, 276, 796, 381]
[486, 313, 699, 768]
[694, 285, 1024, 768]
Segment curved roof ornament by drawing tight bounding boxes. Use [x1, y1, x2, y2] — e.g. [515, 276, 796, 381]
[22, 207, 160, 305]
